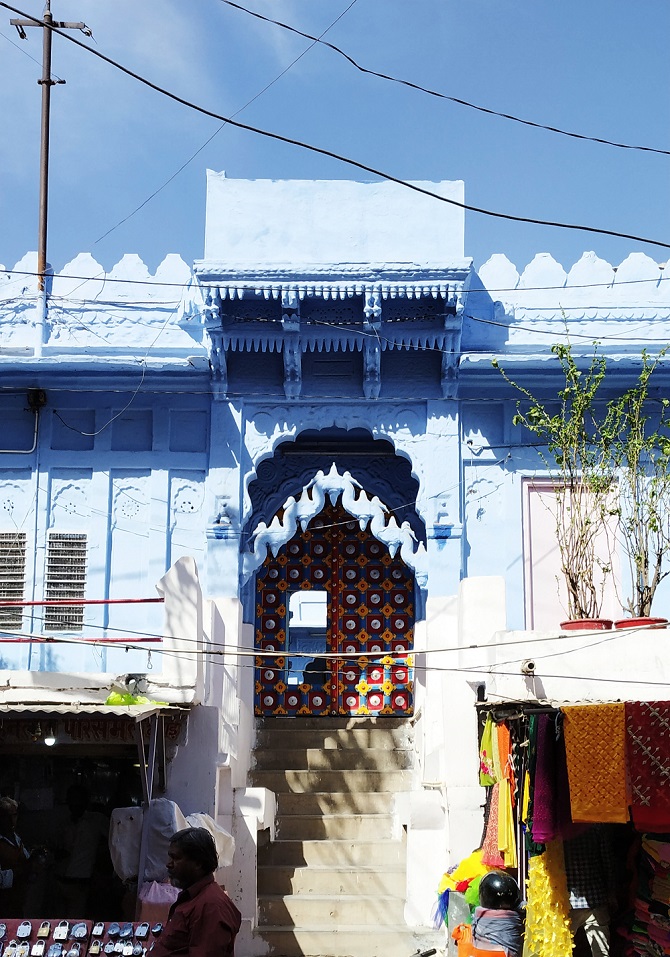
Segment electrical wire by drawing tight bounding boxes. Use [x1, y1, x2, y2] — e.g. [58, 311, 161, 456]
[219, 0, 670, 159]
[15, 606, 630, 654]
[92, 0, 359, 245]
[3, 265, 670, 294]
[0, 26, 63, 79]
[1, 1, 669, 251]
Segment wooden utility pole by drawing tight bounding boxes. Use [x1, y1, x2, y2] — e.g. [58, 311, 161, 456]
[10, 3, 91, 291]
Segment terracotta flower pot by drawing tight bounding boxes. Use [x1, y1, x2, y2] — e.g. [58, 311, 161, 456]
[560, 618, 613, 631]
[613, 616, 668, 630]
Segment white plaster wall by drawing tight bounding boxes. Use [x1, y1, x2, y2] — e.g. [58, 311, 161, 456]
[166, 704, 219, 816]
[204, 173, 466, 266]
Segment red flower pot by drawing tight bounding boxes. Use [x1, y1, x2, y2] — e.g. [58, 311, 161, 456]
[560, 618, 613, 631]
[613, 616, 668, 630]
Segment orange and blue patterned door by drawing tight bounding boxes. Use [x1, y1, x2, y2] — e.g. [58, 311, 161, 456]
[254, 501, 414, 717]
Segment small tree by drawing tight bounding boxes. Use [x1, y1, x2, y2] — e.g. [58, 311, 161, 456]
[603, 350, 670, 617]
[493, 343, 614, 620]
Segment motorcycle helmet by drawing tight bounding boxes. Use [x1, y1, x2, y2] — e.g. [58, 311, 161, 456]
[478, 871, 521, 910]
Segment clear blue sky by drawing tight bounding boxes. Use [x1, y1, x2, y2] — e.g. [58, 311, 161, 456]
[0, 0, 668, 276]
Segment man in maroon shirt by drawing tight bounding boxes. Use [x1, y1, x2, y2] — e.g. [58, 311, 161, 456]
[150, 828, 241, 957]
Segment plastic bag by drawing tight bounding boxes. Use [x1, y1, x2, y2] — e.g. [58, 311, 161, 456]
[138, 880, 179, 924]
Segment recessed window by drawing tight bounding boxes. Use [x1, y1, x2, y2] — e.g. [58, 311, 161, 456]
[44, 532, 87, 631]
[0, 532, 27, 630]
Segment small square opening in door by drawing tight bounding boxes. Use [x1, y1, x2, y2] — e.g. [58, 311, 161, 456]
[286, 591, 328, 687]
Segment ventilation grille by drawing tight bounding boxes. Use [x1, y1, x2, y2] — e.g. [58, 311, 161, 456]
[44, 532, 87, 631]
[0, 532, 27, 630]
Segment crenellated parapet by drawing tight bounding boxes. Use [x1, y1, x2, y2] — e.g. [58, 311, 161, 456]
[477, 251, 670, 346]
[0, 251, 204, 370]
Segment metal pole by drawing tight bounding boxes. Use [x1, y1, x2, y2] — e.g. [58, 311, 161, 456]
[10, 6, 91, 297]
[37, 1, 53, 292]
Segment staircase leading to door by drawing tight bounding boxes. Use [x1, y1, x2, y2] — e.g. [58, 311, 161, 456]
[251, 716, 444, 957]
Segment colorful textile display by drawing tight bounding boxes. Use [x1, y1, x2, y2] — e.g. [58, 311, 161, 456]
[626, 702, 670, 831]
[480, 714, 496, 787]
[482, 784, 506, 868]
[523, 840, 573, 957]
[621, 836, 670, 957]
[562, 703, 628, 824]
[497, 722, 518, 868]
[530, 714, 574, 843]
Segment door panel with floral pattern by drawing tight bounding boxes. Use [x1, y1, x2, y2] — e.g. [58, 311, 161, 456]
[254, 502, 414, 717]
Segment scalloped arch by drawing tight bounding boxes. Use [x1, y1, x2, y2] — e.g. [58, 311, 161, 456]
[242, 405, 428, 527]
[242, 463, 427, 588]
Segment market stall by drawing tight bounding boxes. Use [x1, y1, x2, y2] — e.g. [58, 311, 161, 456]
[443, 700, 670, 957]
[0, 705, 187, 921]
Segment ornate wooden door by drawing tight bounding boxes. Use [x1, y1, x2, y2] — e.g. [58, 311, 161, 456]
[254, 502, 414, 717]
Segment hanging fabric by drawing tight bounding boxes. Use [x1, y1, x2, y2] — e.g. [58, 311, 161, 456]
[561, 703, 628, 824]
[523, 840, 573, 957]
[481, 783, 505, 868]
[529, 713, 574, 843]
[626, 701, 670, 831]
[479, 713, 496, 787]
[497, 722, 517, 868]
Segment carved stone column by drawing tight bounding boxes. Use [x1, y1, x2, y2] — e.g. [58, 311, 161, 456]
[281, 289, 302, 400]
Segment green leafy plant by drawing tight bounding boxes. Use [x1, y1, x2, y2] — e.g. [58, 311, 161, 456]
[493, 343, 614, 620]
[495, 343, 670, 621]
[602, 349, 670, 617]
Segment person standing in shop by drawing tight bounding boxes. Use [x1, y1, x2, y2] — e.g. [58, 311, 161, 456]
[564, 825, 617, 957]
[150, 828, 241, 957]
[0, 797, 31, 917]
[52, 784, 109, 917]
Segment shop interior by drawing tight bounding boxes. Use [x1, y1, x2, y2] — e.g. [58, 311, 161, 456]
[1, 714, 151, 920]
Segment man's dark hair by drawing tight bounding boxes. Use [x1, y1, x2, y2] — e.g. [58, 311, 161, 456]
[170, 827, 219, 874]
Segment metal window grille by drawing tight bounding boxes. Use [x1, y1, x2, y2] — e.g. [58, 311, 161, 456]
[44, 532, 87, 631]
[0, 532, 27, 630]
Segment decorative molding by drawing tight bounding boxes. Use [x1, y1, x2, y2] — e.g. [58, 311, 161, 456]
[242, 464, 428, 587]
[281, 290, 301, 400]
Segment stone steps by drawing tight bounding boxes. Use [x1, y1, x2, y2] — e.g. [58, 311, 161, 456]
[276, 790, 395, 815]
[257, 925, 443, 957]
[252, 746, 413, 771]
[255, 726, 412, 751]
[259, 837, 407, 868]
[276, 812, 393, 841]
[253, 716, 441, 957]
[257, 864, 407, 896]
[250, 767, 413, 793]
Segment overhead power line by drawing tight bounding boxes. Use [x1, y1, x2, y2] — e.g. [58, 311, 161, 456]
[1, 1, 670, 252]
[220, 0, 670, 159]
[2, 264, 670, 294]
[92, 0, 359, 245]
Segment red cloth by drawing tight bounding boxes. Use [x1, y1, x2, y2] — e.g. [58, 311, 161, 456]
[530, 713, 577, 842]
[626, 701, 670, 831]
[481, 783, 505, 867]
[150, 874, 242, 957]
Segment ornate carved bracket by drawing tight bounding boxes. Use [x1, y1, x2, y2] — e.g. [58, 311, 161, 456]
[363, 289, 382, 400]
[204, 287, 228, 400]
[281, 290, 302, 400]
[441, 291, 464, 399]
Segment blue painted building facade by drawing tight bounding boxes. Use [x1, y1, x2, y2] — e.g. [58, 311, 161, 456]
[2, 174, 670, 940]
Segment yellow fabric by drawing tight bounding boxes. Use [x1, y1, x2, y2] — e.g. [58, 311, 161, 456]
[437, 848, 489, 894]
[521, 771, 530, 824]
[523, 841, 573, 957]
[498, 776, 517, 868]
[480, 715, 496, 786]
[561, 703, 628, 824]
[491, 719, 503, 783]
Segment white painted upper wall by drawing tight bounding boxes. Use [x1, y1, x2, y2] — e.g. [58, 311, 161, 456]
[203, 172, 466, 266]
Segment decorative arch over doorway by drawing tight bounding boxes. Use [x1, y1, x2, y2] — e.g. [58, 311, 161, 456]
[249, 466, 425, 718]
